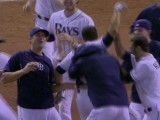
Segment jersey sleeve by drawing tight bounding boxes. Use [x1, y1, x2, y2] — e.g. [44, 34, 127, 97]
[130, 62, 148, 82]
[102, 33, 114, 48]
[68, 59, 83, 79]
[3, 52, 22, 72]
[58, 51, 74, 71]
[122, 52, 137, 70]
[47, 13, 56, 35]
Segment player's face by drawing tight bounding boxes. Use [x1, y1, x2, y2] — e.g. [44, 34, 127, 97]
[133, 27, 150, 38]
[63, 0, 78, 11]
[130, 43, 139, 61]
[30, 31, 47, 50]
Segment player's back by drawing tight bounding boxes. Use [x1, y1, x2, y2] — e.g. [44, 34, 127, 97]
[70, 45, 129, 108]
[135, 54, 160, 106]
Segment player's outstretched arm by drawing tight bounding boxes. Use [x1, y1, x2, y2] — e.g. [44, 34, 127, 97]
[102, 1, 127, 48]
[109, 1, 127, 37]
[23, 0, 35, 12]
[114, 33, 126, 59]
[113, 1, 127, 58]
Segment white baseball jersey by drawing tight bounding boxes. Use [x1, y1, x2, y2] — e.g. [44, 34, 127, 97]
[47, 9, 94, 55]
[57, 38, 106, 70]
[130, 54, 160, 109]
[0, 52, 10, 70]
[35, 0, 62, 18]
[0, 53, 17, 120]
[35, 0, 63, 29]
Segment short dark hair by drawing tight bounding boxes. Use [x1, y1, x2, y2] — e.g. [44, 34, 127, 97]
[82, 26, 98, 41]
[131, 36, 149, 52]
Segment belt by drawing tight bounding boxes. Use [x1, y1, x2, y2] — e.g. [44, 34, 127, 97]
[79, 84, 88, 89]
[37, 14, 49, 21]
[144, 107, 152, 113]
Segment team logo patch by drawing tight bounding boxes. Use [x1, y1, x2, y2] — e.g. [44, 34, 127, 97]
[37, 62, 44, 71]
[153, 61, 160, 69]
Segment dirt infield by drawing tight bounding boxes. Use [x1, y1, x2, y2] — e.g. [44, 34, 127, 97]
[0, 0, 154, 119]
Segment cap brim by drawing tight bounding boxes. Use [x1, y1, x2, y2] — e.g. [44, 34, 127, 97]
[32, 29, 49, 37]
[39, 30, 49, 37]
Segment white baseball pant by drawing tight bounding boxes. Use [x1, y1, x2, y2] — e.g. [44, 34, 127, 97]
[58, 89, 74, 120]
[86, 106, 130, 120]
[18, 106, 61, 120]
[129, 102, 147, 120]
[76, 89, 93, 120]
[0, 95, 17, 120]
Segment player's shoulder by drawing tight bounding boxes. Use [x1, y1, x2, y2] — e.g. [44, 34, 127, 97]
[139, 54, 155, 66]
[78, 9, 93, 20]
[10, 50, 29, 60]
[0, 52, 10, 61]
[151, 40, 160, 46]
[142, 3, 157, 12]
[0, 52, 10, 58]
[50, 10, 64, 18]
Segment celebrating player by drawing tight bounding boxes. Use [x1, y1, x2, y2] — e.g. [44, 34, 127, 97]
[23, 0, 63, 60]
[1, 28, 61, 120]
[114, 34, 160, 120]
[54, 1, 127, 119]
[47, 0, 94, 119]
[68, 44, 130, 120]
[0, 40, 17, 120]
[130, 0, 160, 41]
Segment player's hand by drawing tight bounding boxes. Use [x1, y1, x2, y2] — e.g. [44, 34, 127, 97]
[23, 1, 32, 12]
[54, 91, 65, 104]
[114, 1, 128, 12]
[21, 62, 38, 74]
[58, 33, 73, 42]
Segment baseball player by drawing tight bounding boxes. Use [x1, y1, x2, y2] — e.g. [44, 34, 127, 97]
[47, 0, 94, 119]
[114, 35, 160, 120]
[0, 40, 17, 120]
[1, 27, 61, 120]
[55, 25, 115, 120]
[121, 19, 160, 120]
[130, 0, 160, 41]
[55, 2, 127, 119]
[23, 0, 63, 60]
[68, 44, 130, 120]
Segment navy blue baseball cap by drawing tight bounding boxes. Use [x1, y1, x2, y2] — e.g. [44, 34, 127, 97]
[134, 19, 152, 30]
[30, 27, 49, 38]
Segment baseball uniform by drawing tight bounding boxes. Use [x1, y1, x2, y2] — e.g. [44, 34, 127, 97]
[130, 3, 160, 41]
[0, 52, 17, 120]
[47, 8, 94, 120]
[56, 33, 113, 120]
[3, 50, 61, 120]
[34, 0, 63, 60]
[122, 40, 160, 120]
[125, 51, 160, 120]
[69, 45, 130, 120]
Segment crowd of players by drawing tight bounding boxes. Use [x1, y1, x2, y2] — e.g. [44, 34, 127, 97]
[1, 0, 160, 120]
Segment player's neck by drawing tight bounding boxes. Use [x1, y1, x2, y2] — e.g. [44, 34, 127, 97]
[31, 48, 43, 56]
[64, 8, 78, 17]
[137, 52, 150, 61]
